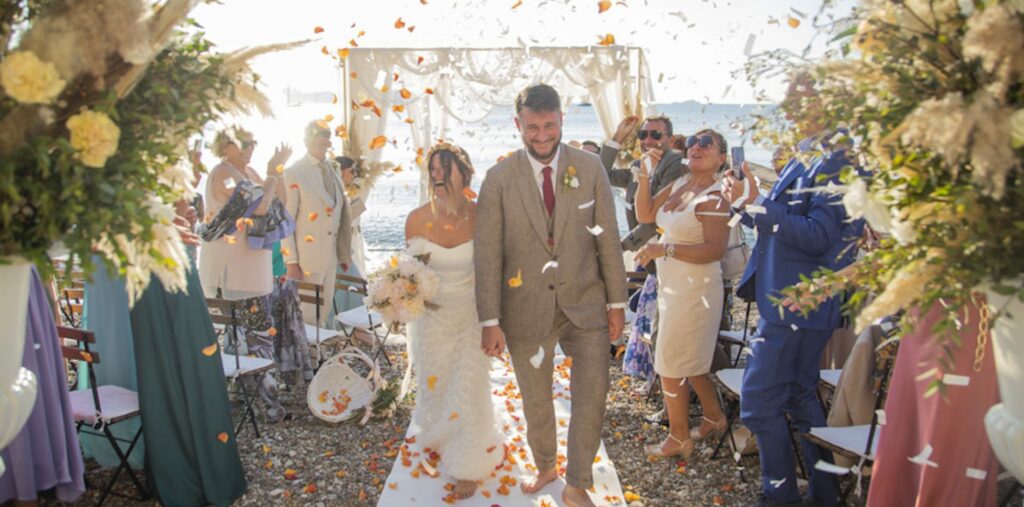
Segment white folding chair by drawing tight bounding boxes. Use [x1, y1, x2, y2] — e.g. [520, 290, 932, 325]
[334, 273, 393, 368]
[293, 281, 341, 365]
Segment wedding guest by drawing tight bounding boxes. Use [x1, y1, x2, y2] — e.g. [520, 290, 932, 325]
[599, 115, 688, 258]
[0, 268, 86, 504]
[129, 212, 247, 506]
[336, 155, 368, 277]
[632, 128, 731, 459]
[581, 140, 601, 154]
[722, 74, 856, 507]
[282, 121, 353, 326]
[199, 127, 292, 300]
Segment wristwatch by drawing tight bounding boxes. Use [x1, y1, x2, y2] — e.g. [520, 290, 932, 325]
[664, 243, 675, 259]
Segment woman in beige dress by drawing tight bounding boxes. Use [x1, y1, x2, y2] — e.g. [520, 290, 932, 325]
[199, 127, 291, 300]
[632, 128, 731, 459]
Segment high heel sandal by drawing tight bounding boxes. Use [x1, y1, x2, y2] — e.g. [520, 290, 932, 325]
[689, 416, 728, 442]
[644, 433, 695, 459]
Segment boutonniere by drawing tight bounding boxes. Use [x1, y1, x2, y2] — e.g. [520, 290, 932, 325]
[562, 165, 580, 190]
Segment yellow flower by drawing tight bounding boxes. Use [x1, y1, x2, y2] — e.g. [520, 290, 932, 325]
[66, 110, 120, 168]
[0, 51, 66, 104]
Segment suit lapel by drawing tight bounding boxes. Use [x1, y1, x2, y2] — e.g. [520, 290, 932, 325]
[769, 159, 804, 201]
[514, 150, 553, 252]
[303, 159, 337, 208]
[552, 145, 572, 246]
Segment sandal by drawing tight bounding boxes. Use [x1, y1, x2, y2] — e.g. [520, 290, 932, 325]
[689, 416, 727, 442]
[644, 433, 695, 459]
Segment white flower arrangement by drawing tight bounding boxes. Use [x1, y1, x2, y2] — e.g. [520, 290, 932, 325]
[364, 253, 440, 329]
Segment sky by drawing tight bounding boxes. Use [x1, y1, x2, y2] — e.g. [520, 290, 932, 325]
[191, 0, 856, 106]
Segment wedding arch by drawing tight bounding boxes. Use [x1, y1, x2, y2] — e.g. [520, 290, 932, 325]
[338, 46, 653, 201]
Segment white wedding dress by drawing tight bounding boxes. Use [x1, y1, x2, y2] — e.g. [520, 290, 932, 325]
[404, 237, 504, 482]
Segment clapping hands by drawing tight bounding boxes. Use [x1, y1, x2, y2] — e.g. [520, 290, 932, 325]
[613, 115, 641, 144]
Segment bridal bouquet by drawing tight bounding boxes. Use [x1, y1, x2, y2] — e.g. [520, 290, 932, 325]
[365, 253, 440, 330]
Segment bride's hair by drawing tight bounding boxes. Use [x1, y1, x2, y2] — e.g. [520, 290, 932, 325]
[428, 142, 474, 198]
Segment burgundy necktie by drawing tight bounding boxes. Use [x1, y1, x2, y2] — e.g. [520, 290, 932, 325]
[541, 166, 555, 216]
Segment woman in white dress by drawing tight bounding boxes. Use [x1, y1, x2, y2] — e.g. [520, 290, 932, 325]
[632, 129, 731, 459]
[403, 141, 503, 499]
[199, 127, 291, 300]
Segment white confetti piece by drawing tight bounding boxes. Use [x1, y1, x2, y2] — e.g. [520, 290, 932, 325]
[701, 296, 710, 308]
[787, 200, 803, 205]
[624, 202, 634, 210]
[529, 346, 545, 369]
[915, 367, 940, 382]
[965, 468, 987, 480]
[815, 460, 851, 475]
[663, 390, 678, 398]
[908, 444, 939, 468]
[790, 324, 799, 331]
[875, 409, 886, 426]
[746, 205, 767, 215]
[769, 477, 787, 488]
[772, 224, 780, 233]
[942, 374, 970, 387]
[578, 199, 595, 209]
[743, 33, 756, 56]
[733, 452, 742, 463]
[728, 213, 743, 228]
[542, 261, 559, 273]
[749, 338, 766, 344]
[586, 225, 604, 236]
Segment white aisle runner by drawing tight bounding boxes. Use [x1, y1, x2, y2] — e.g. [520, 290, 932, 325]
[378, 352, 627, 506]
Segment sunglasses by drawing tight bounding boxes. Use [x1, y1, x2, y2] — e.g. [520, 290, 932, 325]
[637, 130, 664, 141]
[685, 134, 717, 150]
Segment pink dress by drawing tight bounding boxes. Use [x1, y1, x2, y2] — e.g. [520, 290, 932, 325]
[867, 298, 1001, 506]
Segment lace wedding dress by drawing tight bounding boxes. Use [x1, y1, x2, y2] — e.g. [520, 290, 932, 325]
[404, 237, 504, 481]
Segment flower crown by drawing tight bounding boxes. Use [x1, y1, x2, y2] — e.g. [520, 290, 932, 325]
[426, 140, 473, 172]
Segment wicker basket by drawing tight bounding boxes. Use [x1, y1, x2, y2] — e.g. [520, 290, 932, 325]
[307, 347, 383, 424]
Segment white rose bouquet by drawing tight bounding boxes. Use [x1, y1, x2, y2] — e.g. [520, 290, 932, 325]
[365, 253, 441, 331]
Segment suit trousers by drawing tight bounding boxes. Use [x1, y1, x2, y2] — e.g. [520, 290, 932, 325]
[506, 307, 610, 490]
[740, 319, 839, 505]
[301, 263, 337, 328]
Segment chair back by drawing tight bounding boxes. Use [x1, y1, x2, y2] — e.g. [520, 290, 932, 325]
[58, 326, 103, 414]
[295, 281, 325, 324]
[864, 319, 901, 457]
[626, 270, 646, 291]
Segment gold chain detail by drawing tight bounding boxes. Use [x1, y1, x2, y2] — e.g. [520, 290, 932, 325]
[974, 295, 990, 373]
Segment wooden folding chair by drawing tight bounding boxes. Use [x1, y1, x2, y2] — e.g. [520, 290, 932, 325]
[718, 301, 755, 367]
[294, 281, 342, 365]
[206, 297, 276, 438]
[806, 323, 901, 506]
[333, 274, 393, 368]
[60, 326, 148, 506]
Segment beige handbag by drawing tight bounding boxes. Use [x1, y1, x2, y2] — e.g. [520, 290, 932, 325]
[722, 225, 751, 279]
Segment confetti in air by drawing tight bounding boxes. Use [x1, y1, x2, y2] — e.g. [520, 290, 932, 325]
[908, 444, 939, 468]
[529, 346, 545, 368]
[586, 225, 604, 236]
[578, 199, 595, 209]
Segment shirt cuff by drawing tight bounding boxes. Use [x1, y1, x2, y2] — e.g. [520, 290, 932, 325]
[604, 139, 621, 150]
[607, 303, 628, 310]
[481, 319, 500, 327]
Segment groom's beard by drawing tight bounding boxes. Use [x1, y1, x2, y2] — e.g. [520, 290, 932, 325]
[523, 132, 562, 162]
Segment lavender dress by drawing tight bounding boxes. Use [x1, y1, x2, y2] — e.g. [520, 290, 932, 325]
[0, 267, 85, 503]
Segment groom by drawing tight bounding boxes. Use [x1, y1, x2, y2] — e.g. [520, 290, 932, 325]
[475, 83, 628, 507]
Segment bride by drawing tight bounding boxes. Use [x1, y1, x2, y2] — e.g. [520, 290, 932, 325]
[403, 141, 504, 499]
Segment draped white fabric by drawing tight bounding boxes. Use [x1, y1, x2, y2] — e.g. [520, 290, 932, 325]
[340, 46, 652, 203]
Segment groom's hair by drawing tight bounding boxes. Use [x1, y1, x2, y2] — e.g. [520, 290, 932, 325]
[515, 84, 561, 115]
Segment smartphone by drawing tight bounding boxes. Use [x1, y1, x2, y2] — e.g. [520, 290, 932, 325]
[731, 146, 745, 180]
[192, 138, 202, 153]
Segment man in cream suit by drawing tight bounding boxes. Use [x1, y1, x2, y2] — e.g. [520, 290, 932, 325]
[282, 121, 352, 326]
[475, 84, 628, 507]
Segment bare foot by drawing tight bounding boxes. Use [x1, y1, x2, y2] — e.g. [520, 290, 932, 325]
[521, 467, 559, 494]
[562, 485, 596, 507]
[453, 480, 477, 499]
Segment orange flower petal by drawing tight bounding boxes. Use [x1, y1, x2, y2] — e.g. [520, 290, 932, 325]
[598, 0, 611, 13]
[268, 327, 278, 337]
[335, 470, 348, 478]
[225, 235, 237, 245]
[202, 343, 218, 356]
[369, 135, 388, 150]
[321, 45, 329, 55]
[217, 432, 229, 443]
[449, 411, 459, 420]
[427, 375, 437, 390]
[392, 105, 405, 113]
[462, 187, 478, 200]
[280, 247, 291, 257]
[349, 39, 359, 47]
[424, 87, 434, 94]
[290, 183, 299, 189]
[405, 118, 415, 124]
[417, 56, 425, 65]
[408, 26, 416, 32]
[314, 26, 325, 33]
[511, 0, 523, 8]
[787, 16, 800, 28]
[303, 483, 317, 494]
[275, 164, 284, 174]
[284, 468, 298, 480]
[304, 235, 315, 243]
[508, 269, 523, 288]
[388, 482, 398, 490]
[399, 88, 412, 99]
[598, 33, 615, 46]
[394, 18, 406, 29]
[331, 94, 338, 104]
[309, 212, 319, 222]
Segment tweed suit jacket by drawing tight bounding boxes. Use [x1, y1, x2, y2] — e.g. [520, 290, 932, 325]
[474, 144, 628, 339]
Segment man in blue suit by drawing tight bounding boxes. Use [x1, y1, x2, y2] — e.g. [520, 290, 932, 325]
[723, 79, 862, 507]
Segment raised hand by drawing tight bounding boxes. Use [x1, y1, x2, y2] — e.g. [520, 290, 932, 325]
[613, 115, 641, 144]
[722, 161, 757, 209]
[266, 143, 293, 177]
[639, 148, 662, 178]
